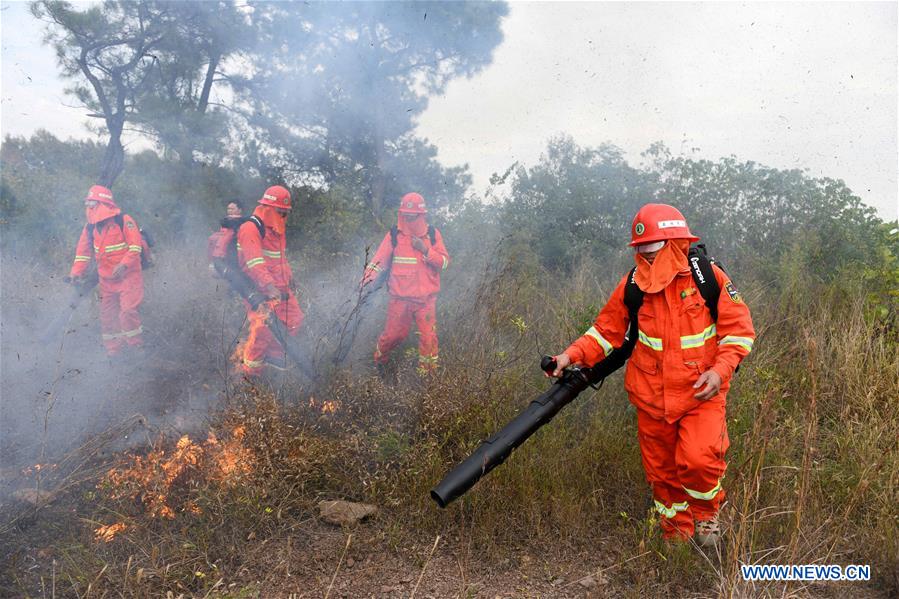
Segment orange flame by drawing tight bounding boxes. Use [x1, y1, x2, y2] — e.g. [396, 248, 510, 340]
[100, 427, 254, 521]
[94, 522, 127, 543]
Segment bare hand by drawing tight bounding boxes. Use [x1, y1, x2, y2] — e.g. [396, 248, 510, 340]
[545, 353, 572, 377]
[693, 369, 722, 400]
[410, 236, 427, 254]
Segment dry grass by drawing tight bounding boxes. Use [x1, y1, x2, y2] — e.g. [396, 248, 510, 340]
[2, 249, 897, 597]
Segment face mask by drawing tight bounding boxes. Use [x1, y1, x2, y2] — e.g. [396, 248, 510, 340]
[633, 239, 690, 293]
[399, 213, 428, 237]
[85, 201, 119, 224]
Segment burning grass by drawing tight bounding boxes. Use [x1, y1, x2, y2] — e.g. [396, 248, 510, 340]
[3, 264, 897, 597]
[97, 426, 254, 528]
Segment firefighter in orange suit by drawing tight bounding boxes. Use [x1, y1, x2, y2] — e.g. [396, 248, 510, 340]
[235, 185, 304, 376]
[361, 193, 450, 372]
[548, 204, 755, 546]
[68, 185, 144, 356]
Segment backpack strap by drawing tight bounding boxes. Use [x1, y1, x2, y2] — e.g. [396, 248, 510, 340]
[390, 225, 398, 247]
[688, 245, 721, 322]
[623, 266, 643, 321]
[620, 266, 643, 356]
[247, 215, 265, 238]
[87, 214, 125, 252]
[86, 223, 96, 252]
[584, 268, 642, 385]
[428, 225, 436, 245]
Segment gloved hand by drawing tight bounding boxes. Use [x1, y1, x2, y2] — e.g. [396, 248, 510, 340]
[111, 263, 127, 280]
[411, 236, 428, 255]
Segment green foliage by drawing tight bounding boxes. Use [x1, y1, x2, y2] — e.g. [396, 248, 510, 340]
[501, 135, 650, 272]
[232, 1, 506, 217]
[501, 137, 889, 293]
[860, 223, 899, 327]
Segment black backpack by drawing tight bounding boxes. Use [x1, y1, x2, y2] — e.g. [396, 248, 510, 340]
[87, 214, 154, 269]
[222, 215, 265, 270]
[585, 244, 728, 385]
[211, 215, 267, 309]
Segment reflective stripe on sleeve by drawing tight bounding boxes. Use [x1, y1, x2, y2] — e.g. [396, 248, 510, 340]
[638, 330, 663, 351]
[584, 326, 614, 357]
[681, 324, 717, 349]
[121, 326, 143, 338]
[262, 250, 281, 258]
[74, 255, 91, 262]
[128, 244, 142, 253]
[683, 479, 722, 501]
[720, 336, 754, 352]
[245, 257, 265, 268]
[441, 256, 448, 270]
[367, 263, 382, 272]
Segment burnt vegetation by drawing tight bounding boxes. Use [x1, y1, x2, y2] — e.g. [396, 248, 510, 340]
[2, 1, 898, 598]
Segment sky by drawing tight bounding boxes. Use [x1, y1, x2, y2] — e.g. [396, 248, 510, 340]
[2, 1, 897, 220]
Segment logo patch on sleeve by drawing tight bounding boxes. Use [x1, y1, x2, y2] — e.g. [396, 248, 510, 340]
[725, 281, 742, 303]
[126, 221, 136, 229]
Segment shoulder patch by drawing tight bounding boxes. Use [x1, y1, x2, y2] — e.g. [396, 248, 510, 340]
[125, 220, 136, 229]
[725, 281, 742, 303]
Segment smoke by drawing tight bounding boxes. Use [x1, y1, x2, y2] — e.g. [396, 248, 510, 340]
[0, 187, 502, 489]
[0, 2, 513, 506]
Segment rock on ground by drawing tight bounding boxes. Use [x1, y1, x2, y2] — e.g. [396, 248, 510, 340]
[318, 500, 377, 526]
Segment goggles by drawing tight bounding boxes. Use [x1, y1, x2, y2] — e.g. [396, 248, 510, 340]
[635, 240, 666, 254]
[84, 200, 99, 208]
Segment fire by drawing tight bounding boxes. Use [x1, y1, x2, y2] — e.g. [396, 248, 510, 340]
[94, 522, 126, 543]
[307, 396, 340, 414]
[100, 427, 253, 521]
[205, 426, 252, 483]
[21, 463, 58, 476]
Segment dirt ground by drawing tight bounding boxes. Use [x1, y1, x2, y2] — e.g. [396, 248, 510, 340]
[212, 520, 627, 598]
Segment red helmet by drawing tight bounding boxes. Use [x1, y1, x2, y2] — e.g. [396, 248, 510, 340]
[629, 203, 699, 247]
[259, 185, 291, 210]
[85, 185, 115, 205]
[398, 192, 427, 214]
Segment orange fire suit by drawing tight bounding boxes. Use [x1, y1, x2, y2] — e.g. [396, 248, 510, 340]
[235, 207, 304, 375]
[69, 215, 144, 355]
[362, 227, 449, 371]
[565, 264, 754, 539]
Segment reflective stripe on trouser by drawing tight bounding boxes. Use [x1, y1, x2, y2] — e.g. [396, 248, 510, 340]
[98, 271, 144, 355]
[374, 295, 438, 369]
[635, 400, 729, 539]
[238, 292, 304, 375]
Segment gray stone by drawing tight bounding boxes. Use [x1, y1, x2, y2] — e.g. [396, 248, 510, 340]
[318, 500, 377, 526]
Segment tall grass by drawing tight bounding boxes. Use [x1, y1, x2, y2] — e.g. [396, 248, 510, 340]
[3, 250, 896, 597]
